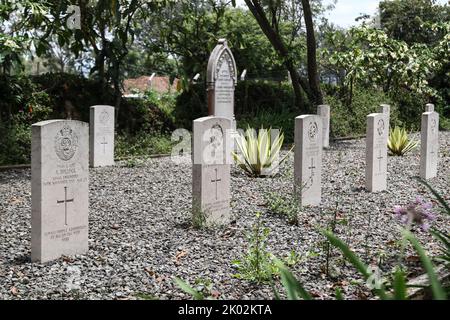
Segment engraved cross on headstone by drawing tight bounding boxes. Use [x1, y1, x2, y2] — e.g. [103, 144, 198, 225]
[56, 186, 74, 226]
[377, 150, 383, 172]
[308, 158, 316, 183]
[100, 137, 108, 154]
[211, 168, 222, 200]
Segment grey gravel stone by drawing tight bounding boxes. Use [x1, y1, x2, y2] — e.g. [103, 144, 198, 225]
[0, 133, 449, 300]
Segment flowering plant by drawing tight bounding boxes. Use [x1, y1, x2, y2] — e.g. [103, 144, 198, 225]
[394, 197, 435, 231]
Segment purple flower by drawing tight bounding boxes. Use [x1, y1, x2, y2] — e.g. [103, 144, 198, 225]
[393, 197, 436, 232]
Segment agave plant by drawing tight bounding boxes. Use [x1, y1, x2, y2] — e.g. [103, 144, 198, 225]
[387, 126, 419, 156]
[232, 126, 291, 177]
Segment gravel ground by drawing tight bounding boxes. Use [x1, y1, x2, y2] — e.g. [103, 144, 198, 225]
[0, 133, 449, 300]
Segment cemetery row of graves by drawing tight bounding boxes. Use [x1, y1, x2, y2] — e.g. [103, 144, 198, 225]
[0, 40, 448, 300]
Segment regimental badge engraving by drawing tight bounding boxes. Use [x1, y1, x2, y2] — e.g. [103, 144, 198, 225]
[99, 110, 110, 125]
[210, 124, 224, 149]
[377, 119, 385, 136]
[308, 121, 319, 141]
[54, 125, 79, 161]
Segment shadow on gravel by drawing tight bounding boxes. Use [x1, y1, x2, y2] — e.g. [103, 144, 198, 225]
[7, 254, 32, 266]
[173, 220, 192, 230]
[332, 141, 364, 150]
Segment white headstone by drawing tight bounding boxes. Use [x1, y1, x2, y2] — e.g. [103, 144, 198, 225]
[207, 39, 237, 121]
[294, 115, 323, 206]
[366, 113, 389, 192]
[425, 104, 435, 112]
[90, 105, 115, 167]
[193, 116, 232, 226]
[420, 110, 439, 179]
[32, 120, 89, 263]
[317, 105, 330, 148]
[379, 104, 391, 127]
[240, 69, 247, 81]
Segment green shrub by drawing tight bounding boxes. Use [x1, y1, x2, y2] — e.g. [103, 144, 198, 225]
[115, 132, 174, 159]
[174, 81, 298, 130]
[235, 81, 297, 116]
[387, 89, 427, 131]
[0, 75, 53, 165]
[325, 87, 397, 137]
[265, 191, 300, 225]
[31, 72, 115, 121]
[173, 83, 207, 130]
[238, 110, 296, 144]
[0, 121, 31, 165]
[232, 212, 278, 283]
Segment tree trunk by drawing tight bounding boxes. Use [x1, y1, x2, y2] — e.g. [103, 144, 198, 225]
[301, 0, 323, 107]
[244, 0, 305, 111]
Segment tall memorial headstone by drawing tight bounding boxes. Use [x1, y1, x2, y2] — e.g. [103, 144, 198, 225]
[317, 105, 330, 148]
[90, 105, 115, 167]
[206, 39, 237, 122]
[378, 104, 391, 127]
[193, 116, 232, 226]
[32, 120, 89, 263]
[366, 113, 389, 192]
[294, 115, 323, 206]
[420, 104, 439, 179]
[425, 103, 435, 113]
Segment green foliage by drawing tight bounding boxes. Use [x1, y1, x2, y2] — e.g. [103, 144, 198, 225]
[323, 230, 389, 299]
[120, 91, 176, 135]
[172, 83, 207, 130]
[379, 0, 450, 45]
[140, 5, 300, 86]
[238, 110, 296, 144]
[325, 20, 450, 129]
[115, 133, 173, 160]
[233, 127, 290, 178]
[415, 177, 450, 267]
[272, 228, 447, 300]
[31, 73, 115, 120]
[324, 87, 395, 137]
[0, 72, 176, 165]
[174, 81, 297, 131]
[135, 293, 158, 300]
[274, 259, 312, 300]
[174, 277, 222, 300]
[0, 75, 53, 165]
[0, 120, 31, 166]
[174, 278, 205, 300]
[387, 127, 419, 156]
[328, 26, 442, 97]
[403, 230, 447, 300]
[233, 212, 276, 283]
[235, 81, 297, 117]
[265, 191, 300, 225]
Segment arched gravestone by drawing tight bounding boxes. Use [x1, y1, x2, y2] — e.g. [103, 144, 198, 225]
[206, 39, 237, 122]
[31, 120, 89, 263]
[193, 116, 232, 226]
[90, 105, 115, 167]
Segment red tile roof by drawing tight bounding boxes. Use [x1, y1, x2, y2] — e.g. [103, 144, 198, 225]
[123, 76, 179, 95]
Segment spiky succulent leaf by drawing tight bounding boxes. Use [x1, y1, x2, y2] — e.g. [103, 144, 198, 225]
[388, 127, 419, 156]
